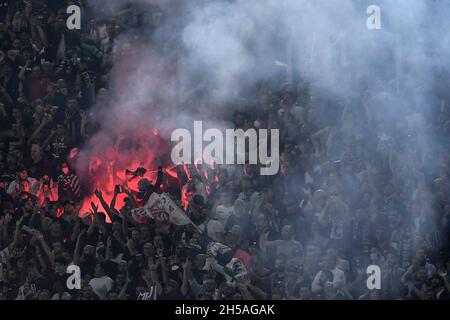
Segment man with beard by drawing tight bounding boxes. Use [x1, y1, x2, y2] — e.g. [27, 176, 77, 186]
[24, 144, 52, 180]
[430, 273, 450, 300]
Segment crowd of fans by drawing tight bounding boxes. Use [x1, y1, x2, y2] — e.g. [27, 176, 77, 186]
[1, 0, 450, 301]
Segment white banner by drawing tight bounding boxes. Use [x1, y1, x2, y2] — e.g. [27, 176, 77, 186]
[132, 193, 193, 226]
[158, 193, 192, 226]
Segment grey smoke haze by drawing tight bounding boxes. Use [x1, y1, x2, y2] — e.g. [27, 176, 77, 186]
[81, 0, 449, 117]
[180, 0, 441, 95]
[79, 0, 449, 207]
[65, 1, 450, 298]
[85, 0, 449, 92]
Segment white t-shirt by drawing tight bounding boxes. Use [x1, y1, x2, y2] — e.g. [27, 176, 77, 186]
[89, 276, 114, 300]
[6, 177, 40, 197]
[214, 205, 234, 224]
[206, 219, 225, 242]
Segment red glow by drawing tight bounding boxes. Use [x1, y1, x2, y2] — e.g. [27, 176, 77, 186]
[56, 206, 64, 218]
[76, 128, 173, 223]
[74, 44, 179, 223]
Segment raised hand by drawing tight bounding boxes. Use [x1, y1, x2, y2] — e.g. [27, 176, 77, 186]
[121, 184, 130, 194]
[16, 215, 25, 228]
[4, 213, 12, 225]
[126, 237, 135, 249]
[31, 229, 44, 241]
[94, 189, 102, 199]
[90, 201, 99, 213]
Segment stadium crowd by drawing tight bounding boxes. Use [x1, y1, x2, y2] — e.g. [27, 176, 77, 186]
[0, 0, 450, 300]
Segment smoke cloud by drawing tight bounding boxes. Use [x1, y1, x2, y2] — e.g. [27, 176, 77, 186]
[76, 0, 449, 237]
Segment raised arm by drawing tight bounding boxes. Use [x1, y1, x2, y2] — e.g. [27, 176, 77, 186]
[34, 19, 48, 48]
[118, 273, 131, 300]
[32, 229, 55, 268]
[157, 249, 168, 285]
[181, 257, 192, 297]
[73, 229, 86, 265]
[126, 236, 137, 257]
[151, 166, 164, 194]
[90, 201, 108, 235]
[121, 185, 138, 209]
[18, 60, 31, 82]
[35, 245, 48, 274]
[27, 116, 51, 145]
[42, 128, 56, 149]
[70, 217, 81, 243]
[105, 237, 113, 261]
[259, 231, 277, 250]
[147, 257, 163, 297]
[8, 216, 24, 252]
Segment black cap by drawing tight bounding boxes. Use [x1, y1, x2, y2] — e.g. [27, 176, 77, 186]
[193, 194, 205, 207]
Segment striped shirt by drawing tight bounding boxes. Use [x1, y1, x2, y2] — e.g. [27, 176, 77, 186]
[57, 173, 81, 202]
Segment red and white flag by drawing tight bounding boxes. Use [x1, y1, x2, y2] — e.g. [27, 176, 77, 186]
[132, 192, 193, 226]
